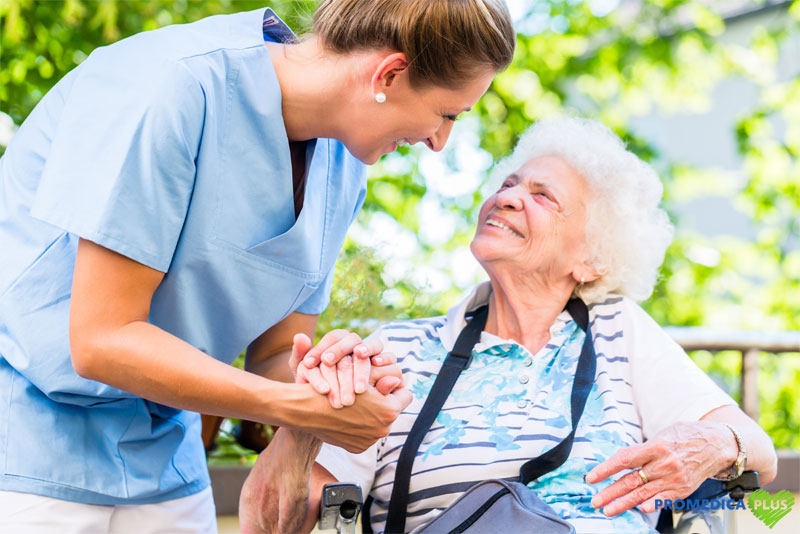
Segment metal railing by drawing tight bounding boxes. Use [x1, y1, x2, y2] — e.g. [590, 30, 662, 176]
[664, 327, 800, 420]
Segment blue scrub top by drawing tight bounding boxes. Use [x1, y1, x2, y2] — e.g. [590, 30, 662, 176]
[0, 8, 366, 504]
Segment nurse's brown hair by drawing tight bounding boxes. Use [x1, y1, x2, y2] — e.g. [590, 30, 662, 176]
[312, 0, 515, 88]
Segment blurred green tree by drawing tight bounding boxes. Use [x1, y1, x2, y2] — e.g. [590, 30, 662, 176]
[1, 0, 797, 449]
[0, 0, 317, 128]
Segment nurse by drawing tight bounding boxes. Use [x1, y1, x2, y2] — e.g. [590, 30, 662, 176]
[0, 0, 515, 532]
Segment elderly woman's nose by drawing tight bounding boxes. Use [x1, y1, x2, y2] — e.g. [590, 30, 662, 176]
[496, 186, 524, 210]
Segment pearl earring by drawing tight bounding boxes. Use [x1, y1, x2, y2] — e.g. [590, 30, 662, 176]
[580, 276, 585, 285]
[375, 92, 386, 103]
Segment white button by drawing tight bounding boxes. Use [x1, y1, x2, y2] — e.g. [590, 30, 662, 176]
[519, 375, 529, 384]
[523, 357, 533, 367]
[517, 399, 527, 409]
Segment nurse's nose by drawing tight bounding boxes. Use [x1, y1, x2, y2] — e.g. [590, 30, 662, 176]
[426, 119, 455, 152]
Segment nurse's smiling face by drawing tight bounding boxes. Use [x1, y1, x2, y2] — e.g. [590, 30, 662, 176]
[349, 67, 496, 164]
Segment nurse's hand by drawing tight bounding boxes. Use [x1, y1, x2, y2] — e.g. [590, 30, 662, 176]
[297, 383, 413, 453]
[290, 333, 402, 408]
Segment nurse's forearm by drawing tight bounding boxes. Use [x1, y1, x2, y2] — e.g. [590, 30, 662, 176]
[245, 311, 319, 384]
[72, 318, 297, 423]
[69, 239, 281, 421]
[69, 238, 408, 452]
[72, 320, 406, 452]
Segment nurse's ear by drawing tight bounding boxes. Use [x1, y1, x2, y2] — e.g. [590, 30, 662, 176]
[370, 52, 409, 100]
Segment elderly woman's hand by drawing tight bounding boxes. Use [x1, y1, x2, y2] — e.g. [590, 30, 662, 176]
[289, 331, 403, 408]
[586, 421, 739, 516]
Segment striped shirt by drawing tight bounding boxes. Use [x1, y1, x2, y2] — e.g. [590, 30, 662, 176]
[316, 283, 735, 533]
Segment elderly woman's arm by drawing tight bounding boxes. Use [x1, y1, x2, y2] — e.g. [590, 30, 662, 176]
[702, 404, 778, 481]
[239, 427, 336, 533]
[587, 404, 777, 516]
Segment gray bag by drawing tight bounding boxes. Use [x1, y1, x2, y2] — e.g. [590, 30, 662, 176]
[378, 300, 595, 534]
[412, 479, 575, 534]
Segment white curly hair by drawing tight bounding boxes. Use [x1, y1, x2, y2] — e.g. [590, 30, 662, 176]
[487, 115, 674, 303]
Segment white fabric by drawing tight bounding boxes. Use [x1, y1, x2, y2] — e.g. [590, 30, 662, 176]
[316, 283, 736, 533]
[0, 487, 217, 534]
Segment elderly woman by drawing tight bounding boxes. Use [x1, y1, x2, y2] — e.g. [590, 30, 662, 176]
[242, 117, 777, 533]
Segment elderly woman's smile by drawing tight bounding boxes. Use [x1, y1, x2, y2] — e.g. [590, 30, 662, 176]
[484, 216, 525, 238]
[472, 155, 592, 289]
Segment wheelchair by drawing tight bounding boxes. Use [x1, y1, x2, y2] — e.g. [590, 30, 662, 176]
[318, 472, 760, 534]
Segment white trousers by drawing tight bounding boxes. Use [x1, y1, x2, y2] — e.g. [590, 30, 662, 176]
[0, 487, 217, 534]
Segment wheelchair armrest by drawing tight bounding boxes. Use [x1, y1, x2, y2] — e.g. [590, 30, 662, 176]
[319, 483, 363, 533]
[656, 472, 761, 533]
[725, 471, 760, 501]
[683, 471, 760, 502]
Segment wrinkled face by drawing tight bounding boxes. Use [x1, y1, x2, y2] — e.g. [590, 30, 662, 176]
[348, 69, 496, 164]
[470, 155, 591, 282]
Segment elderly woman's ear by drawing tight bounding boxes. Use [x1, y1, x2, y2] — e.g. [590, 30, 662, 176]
[572, 264, 601, 285]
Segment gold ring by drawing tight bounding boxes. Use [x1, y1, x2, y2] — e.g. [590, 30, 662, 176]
[637, 469, 649, 485]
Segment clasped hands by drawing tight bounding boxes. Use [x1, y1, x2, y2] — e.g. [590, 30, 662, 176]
[288, 328, 404, 408]
[238, 330, 409, 533]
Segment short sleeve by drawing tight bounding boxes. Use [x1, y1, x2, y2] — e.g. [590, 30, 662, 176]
[30, 52, 204, 272]
[295, 266, 336, 315]
[626, 300, 737, 440]
[315, 441, 378, 495]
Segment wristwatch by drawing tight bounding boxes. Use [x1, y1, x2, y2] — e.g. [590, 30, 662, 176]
[713, 422, 747, 481]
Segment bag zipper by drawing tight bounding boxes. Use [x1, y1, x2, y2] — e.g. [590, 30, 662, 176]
[447, 487, 511, 534]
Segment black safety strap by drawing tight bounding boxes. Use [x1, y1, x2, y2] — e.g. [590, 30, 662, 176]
[519, 298, 596, 485]
[384, 305, 489, 534]
[384, 300, 596, 533]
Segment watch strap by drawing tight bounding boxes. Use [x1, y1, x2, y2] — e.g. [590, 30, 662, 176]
[713, 422, 746, 481]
